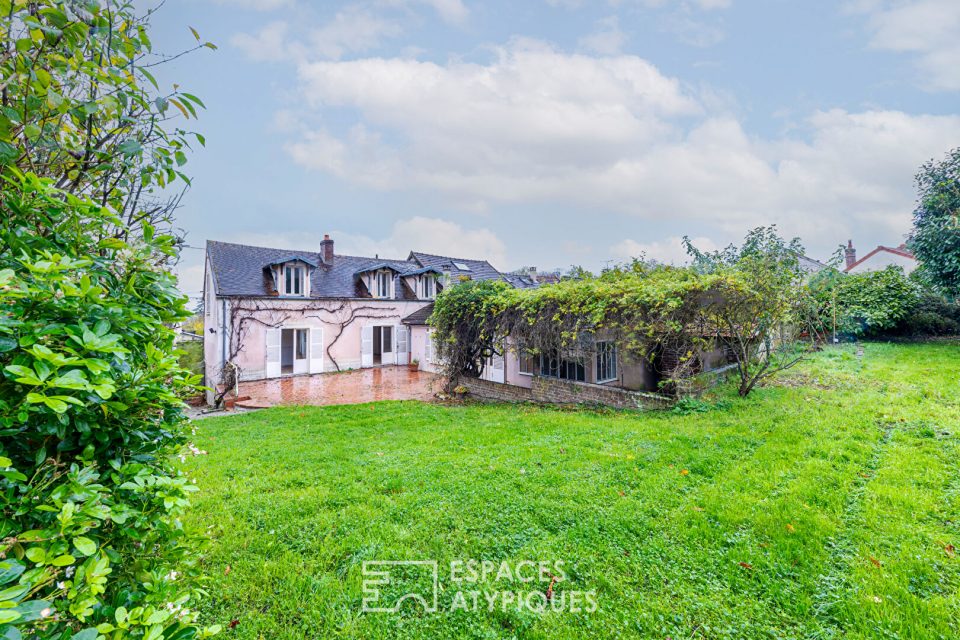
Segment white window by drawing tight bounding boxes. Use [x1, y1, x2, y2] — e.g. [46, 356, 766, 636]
[420, 275, 435, 299]
[376, 271, 391, 298]
[596, 341, 617, 382]
[540, 351, 585, 382]
[453, 262, 471, 271]
[284, 265, 305, 296]
[518, 344, 534, 375]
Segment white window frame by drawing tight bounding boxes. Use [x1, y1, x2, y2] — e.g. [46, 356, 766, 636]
[419, 275, 435, 300]
[596, 341, 618, 383]
[283, 264, 307, 297]
[375, 270, 392, 298]
[518, 344, 534, 376]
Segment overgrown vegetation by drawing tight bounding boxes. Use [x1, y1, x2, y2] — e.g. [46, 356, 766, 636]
[431, 227, 822, 397]
[909, 147, 960, 299]
[0, 2, 215, 637]
[819, 266, 960, 338]
[181, 342, 960, 639]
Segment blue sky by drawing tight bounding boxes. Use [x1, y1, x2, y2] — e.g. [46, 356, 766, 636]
[144, 0, 960, 302]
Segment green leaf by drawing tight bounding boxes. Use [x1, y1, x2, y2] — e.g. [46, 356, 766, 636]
[0, 337, 16, 353]
[43, 397, 69, 413]
[0, 560, 25, 586]
[0, 584, 29, 603]
[50, 554, 75, 567]
[23, 124, 41, 141]
[13, 600, 51, 622]
[0, 458, 9, 468]
[24, 548, 45, 564]
[72, 630, 98, 640]
[0, 610, 21, 624]
[73, 537, 97, 557]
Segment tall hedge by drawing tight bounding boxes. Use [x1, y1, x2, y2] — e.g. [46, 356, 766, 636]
[0, 176, 218, 638]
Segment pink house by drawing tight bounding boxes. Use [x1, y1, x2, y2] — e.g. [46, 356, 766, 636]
[202, 235, 527, 403]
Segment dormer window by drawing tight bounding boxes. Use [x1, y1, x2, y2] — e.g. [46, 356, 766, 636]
[376, 270, 392, 298]
[419, 275, 435, 299]
[453, 262, 471, 271]
[284, 264, 306, 296]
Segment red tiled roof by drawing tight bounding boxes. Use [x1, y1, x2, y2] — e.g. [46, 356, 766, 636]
[844, 245, 916, 272]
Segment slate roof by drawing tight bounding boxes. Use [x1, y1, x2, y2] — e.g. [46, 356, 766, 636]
[207, 240, 510, 299]
[408, 251, 502, 282]
[401, 303, 434, 326]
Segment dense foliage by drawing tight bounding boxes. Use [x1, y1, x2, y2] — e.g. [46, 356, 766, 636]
[684, 227, 823, 396]
[0, 0, 211, 242]
[822, 266, 960, 338]
[0, 1, 216, 638]
[909, 148, 960, 299]
[827, 267, 921, 336]
[0, 176, 216, 638]
[432, 227, 821, 398]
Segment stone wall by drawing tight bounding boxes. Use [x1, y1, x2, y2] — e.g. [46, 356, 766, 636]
[459, 375, 672, 410]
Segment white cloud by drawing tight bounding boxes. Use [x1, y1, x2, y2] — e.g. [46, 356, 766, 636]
[213, 0, 292, 10]
[231, 7, 401, 62]
[206, 218, 508, 267]
[309, 6, 402, 59]
[611, 235, 719, 264]
[280, 41, 960, 252]
[335, 217, 508, 266]
[854, 0, 960, 91]
[230, 21, 303, 62]
[578, 16, 627, 55]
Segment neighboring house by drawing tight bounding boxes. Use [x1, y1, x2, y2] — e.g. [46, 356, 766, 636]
[844, 240, 917, 274]
[202, 235, 506, 403]
[798, 254, 830, 274]
[508, 266, 563, 286]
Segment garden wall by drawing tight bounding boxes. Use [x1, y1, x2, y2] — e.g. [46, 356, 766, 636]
[459, 376, 673, 410]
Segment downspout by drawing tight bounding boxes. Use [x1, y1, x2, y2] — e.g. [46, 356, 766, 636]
[220, 298, 228, 371]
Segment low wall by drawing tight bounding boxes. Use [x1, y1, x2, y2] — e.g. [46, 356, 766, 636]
[459, 376, 672, 410]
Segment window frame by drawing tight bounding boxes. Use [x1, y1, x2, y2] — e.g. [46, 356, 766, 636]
[518, 344, 534, 376]
[284, 264, 306, 297]
[539, 351, 585, 382]
[420, 275, 435, 299]
[595, 341, 618, 383]
[375, 270, 392, 298]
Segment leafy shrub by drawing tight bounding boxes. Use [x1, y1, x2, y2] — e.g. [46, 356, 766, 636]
[830, 267, 921, 336]
[0, 176, 217, 638]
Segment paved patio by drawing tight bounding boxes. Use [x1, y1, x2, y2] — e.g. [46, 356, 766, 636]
[235, 366, 441, 408]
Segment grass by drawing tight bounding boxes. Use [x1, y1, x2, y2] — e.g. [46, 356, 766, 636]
[181, 343, 960, 639]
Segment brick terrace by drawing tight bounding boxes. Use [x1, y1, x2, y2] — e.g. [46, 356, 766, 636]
[236, 367, 441, 408]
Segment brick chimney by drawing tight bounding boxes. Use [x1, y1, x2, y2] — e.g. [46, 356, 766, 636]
[844, 240, 856, 270]
[320, 234, 334, 265]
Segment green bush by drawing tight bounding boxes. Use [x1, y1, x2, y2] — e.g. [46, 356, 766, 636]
[0, 176, 218, 638]
[831, 267, 921, 336]
[825, 266, 960, 338]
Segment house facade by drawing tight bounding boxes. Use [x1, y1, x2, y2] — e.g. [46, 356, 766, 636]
[202, 236, 508, 403]
[204, 235, 728, 406]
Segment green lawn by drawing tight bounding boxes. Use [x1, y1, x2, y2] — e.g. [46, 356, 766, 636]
[181, 343, 960, 639]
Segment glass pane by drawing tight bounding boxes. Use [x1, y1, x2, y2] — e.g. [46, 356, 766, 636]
[382, 326, 392, 352]
[296, 329, 307, 359]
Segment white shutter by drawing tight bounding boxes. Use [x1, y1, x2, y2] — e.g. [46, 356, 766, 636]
[396, 325, 409, 365]
[425, 329, 433, 363]
[265, 328, 281, 378]
[309, 327, 324, 374]
[361, 325, 374, 368]
[382, 326, 396, 365]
